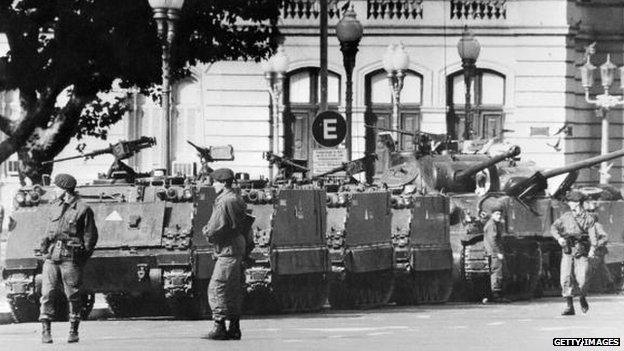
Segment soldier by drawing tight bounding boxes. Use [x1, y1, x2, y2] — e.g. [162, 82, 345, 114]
[202, 168, 252, 340]
[583, 199, 612, 290]
[483, 203, 509, 303]
[39, 174, 98, 343]
[551, 191, 606, 315]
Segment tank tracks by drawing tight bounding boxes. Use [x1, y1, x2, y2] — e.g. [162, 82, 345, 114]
[393, 269, 453, 305]
[459, 238, 542, 301]
[328, 270, 395, 309]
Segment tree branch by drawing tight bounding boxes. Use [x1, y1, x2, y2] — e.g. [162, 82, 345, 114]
[0, 85, 61, 164]
[0, 113, 14, 136]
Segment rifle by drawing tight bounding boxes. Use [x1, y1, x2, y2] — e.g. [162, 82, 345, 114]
[43, 137, 156, 165]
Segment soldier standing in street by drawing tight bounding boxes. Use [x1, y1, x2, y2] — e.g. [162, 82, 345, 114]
[202, 168, 252, 340]
[39, 174, 98, 343]
[483, 203, 509, 303]
[551, 191, 606, 315]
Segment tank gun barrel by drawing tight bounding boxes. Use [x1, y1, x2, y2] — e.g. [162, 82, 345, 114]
[42, 136, 156, 165]
[507, 147, 624, 199]
[454, 145, 521, 180]
[542, 148, 624, 178]
[264, 151, 309, 172]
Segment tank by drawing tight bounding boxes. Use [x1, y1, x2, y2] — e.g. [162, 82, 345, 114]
[1, 137, 237, 321]
[461, 148, 624, 300]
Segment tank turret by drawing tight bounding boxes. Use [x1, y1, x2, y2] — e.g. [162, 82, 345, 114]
[379, 145, 520, 194]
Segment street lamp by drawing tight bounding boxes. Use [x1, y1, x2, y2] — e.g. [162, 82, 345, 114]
[383, 43, 410, 144]
[261, 46, 289, 180]
[336, 7, 363, 161]
[457, 25, 481, 142]
[580, 44, 624, 184]
[148, 0, 185, 174]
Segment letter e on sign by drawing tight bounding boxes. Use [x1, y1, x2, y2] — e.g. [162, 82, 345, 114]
[312, 111, 347, 147]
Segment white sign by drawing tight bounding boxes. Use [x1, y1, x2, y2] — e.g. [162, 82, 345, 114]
[312, 148, 348, 175]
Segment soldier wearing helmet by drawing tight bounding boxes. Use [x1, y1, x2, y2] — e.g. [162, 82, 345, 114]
[202, 168, 253, 340]
[482, 200, 509, 303]
[39, 174, 98, 344]
[551, 190, 606, 316]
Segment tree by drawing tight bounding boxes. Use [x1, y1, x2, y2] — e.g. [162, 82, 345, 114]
[0, 0, 282, 184]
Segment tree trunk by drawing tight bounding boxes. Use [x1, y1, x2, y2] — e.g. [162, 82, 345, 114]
[14, 94, 89, 185]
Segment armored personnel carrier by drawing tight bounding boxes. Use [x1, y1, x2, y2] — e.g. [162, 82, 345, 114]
[2, 137, 238, 321]
[239, 152, 330, 314]
[312, 154, 395, 309]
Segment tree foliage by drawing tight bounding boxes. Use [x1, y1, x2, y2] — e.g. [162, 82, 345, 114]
[0, 0, 282, 183]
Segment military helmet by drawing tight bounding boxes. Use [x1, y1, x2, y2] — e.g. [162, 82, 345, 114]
[565, 190, 586, 203]
[211, 168, 235, 182]
[53, 173, 77, 191]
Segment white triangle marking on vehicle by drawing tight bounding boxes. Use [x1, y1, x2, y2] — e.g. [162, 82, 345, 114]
[105, 211, 123, 221]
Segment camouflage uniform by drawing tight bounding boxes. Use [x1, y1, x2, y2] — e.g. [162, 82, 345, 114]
[483, 217, 505, 294]
[39, 194, 98, 322]
[550, 210, 604, 298]
[203, 188, 247, 321]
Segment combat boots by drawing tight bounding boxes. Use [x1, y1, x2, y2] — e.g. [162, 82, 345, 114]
[204, 320, 228, 340]
[561, 297, 575, 316]
[41, 320, 53, 344]
[227, 318, 242, 340]
[67, 320, 80, 343]
[579, 296, 589, 313]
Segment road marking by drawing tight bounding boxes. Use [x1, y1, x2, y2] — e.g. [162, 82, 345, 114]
[448, 325, 468, 329]
[486, 322, 505, 326]
[368, 332, 393, 336]
[416, 314, 431, 319]
[517, 319, 532, 322]
[298, 326, 409, 332]
[283, 339, 303, 343]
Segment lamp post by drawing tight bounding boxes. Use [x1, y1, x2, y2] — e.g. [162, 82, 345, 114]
[580, 46, 624, 184]
[336, 7, 363, 161]
[382, 43, 410, 145]
[148, 0, 185, 174]
[457, 26, 481, 142]
[261, 46, 289, 181]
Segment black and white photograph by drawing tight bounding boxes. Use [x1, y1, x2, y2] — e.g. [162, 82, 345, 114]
[0, 0, 622, 350]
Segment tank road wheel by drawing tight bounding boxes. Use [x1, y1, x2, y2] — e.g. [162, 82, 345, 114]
[457, 245, 489, 302]
[329, 270, 395, 309]
[273, 273, 328, 313]
[7, 294, 40, 323]
[166, 280, 211, 320]
[393, 269, 453, 305]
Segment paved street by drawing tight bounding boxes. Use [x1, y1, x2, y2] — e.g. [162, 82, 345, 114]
[0, 295, 622, 351]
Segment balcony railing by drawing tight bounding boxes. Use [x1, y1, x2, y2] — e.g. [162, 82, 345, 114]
[450, 0, 507, 20]
[280, 0, 513, 27]
[281, 0, 346, 19]
[367, 0, 424, 20]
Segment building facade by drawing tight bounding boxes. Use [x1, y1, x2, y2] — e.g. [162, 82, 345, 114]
[1, 0, 624, 214]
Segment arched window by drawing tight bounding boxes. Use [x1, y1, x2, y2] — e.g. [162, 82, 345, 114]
[447, 69, 505, 140]
[365, 69, 423, 174]
[283, 68, 341, 163]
